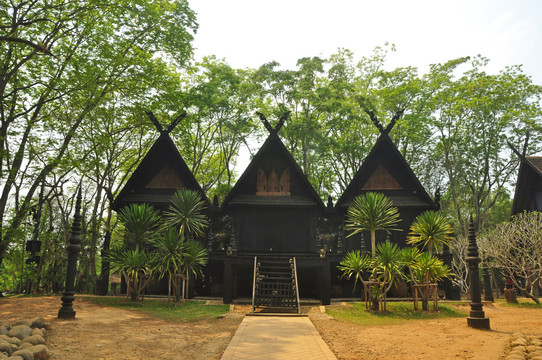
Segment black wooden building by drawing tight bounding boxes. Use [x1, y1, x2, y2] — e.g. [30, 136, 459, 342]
[112, 131, 210, 212]
[214, 122, 333, 304]
[512, 156, 542, 214]
[335, 131, 437, 251]
[113, 116, 437, 304]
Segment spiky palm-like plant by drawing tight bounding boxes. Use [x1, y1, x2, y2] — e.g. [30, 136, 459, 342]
[150, 228, 184, 300]
[107, 247, 155, 301]
[165, 189, 208, 239]
[345, 192, 401, 259]
[118, 203, 161, 251]
[374, 241, 405, 311]
[179, 239, 208, 301]
[338, 250, 372, 303]
[407, 211, 454, 254]
[408, 251, 453, 310]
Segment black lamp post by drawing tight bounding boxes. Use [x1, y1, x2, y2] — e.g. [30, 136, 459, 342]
[466, 216, 490, 329]
[58, 187, 82, 319]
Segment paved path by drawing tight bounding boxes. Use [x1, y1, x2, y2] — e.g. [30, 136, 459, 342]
[221, 315, 337, 360]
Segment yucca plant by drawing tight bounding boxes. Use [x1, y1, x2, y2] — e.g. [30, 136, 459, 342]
[400, 246, 421, 283]
[165, 189, 209, 239]
[161, 189, 209, 301]
[373, 241, 406, 311]
[338, 250, 372, 304]
[345, 192, 401, 260]
[118, 203, 161, 251]
[408, 251, 453, 310]
[107, 247, 156, 301]
[407, 211, 454, 254]
[179, 239, 208, 301]
[150, 228, 184, 300]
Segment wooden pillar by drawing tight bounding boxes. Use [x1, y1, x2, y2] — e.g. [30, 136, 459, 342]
[223, 259, 234, 304]
[319, 259, 331, 305]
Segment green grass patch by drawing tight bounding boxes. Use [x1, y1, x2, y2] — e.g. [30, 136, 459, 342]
[326, 301, 467, 326]
[496, 299, 542, 308]
[83, 296, 230, 322]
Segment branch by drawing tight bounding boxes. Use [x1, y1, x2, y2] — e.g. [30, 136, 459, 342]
[357, 96, 384, 133]
[0, 36, 54, 56]
[522, 131, 530, 157]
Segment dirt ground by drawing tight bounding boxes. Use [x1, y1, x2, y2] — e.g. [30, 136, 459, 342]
[310, 301, 542, 360]
[1, 296, 541, 360]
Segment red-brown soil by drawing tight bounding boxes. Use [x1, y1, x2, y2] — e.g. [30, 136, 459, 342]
[1, 296, 541, 359]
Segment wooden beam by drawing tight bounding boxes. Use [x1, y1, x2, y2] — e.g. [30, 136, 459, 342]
[165, 112, 187, 134]
[256, 111, 274, 133]
[146, 111, 164, 133]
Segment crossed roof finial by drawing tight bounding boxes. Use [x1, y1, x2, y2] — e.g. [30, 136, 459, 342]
[256, 111, 290, 134]
[146, 111, 187, 135]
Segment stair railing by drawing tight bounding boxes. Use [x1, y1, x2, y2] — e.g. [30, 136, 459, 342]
[293, 257, 301, 314]
[252, 256, 257, 313]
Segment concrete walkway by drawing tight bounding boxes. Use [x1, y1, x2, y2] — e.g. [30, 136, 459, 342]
[220, 315, 337, 360]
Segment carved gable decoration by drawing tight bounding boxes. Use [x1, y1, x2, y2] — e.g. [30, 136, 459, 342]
[361, 164, 403, 191]
[256, 167, 290, 196]
[145, 164, 184, 189]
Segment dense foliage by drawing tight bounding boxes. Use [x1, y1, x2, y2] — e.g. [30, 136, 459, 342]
[1, 2, 541, 295]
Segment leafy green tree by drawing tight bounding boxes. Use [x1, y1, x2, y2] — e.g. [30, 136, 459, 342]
[430, 56, 542, 234]
[0, 0, 198, 269]
[176, 56, 256, 191]
[344, 192, 401, 259]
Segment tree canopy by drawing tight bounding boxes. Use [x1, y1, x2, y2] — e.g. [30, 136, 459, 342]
[1, 3, 541, 295]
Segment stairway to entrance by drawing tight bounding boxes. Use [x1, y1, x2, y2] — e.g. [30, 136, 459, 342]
[251, 255, 300, 313]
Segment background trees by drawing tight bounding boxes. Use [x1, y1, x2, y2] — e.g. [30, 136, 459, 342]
[478, 212, 542, 304]
[0, 0, 198, 291]
[1, 0, 540, 296]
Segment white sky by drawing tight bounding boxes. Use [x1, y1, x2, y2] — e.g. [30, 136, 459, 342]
[190, 0, 542, 84]
[189, 0, 542, 171]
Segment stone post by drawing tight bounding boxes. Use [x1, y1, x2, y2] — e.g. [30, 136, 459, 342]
[466, 216, 490, 329]
[58, 188, 82, 319]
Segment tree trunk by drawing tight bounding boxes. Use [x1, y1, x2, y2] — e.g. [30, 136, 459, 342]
[371, 231, 376, 260]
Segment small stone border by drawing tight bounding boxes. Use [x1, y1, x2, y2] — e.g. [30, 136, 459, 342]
[0, 317, 49, 359]
[503, 332, 542, 360]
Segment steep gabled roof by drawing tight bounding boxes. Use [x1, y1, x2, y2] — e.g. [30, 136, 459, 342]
[221, 131, 326, 210]
[512, 156, 542, 214]
[336, 133, 436, 210]
[113, 132, 210, 211]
